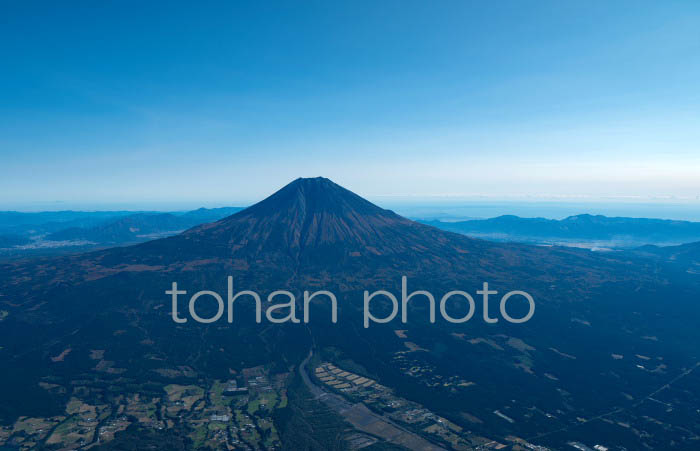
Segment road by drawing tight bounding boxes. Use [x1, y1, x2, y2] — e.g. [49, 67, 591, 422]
[299, 350, 446, 451]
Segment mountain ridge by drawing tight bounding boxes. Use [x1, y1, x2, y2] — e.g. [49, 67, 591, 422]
[425, 213, 700, 248]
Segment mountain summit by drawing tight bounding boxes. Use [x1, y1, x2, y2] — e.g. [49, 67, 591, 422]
[182, 177, 451, 261]
[241, 177, 389, 218]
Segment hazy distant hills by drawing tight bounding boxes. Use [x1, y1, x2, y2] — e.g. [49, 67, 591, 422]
[45, 213, 194, 242]
[424, 214, 700, 249]
[46, 207, 244, 243]
[0, 207, 243, 258]
[0, 210, 139, 235]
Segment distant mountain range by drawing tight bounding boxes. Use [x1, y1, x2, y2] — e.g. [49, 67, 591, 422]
[46, 207, 244, 243]
[0, 210, 139, 235]
[424, 214, 700, 249]
[0, 207, 243, 258]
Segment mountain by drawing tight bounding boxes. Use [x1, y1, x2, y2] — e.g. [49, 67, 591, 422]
[0, 210, 139, 235]
[424, 214, 700, 248]
[178, 177, 498, 268]
[45, 208, 246, 244]
[633, 241, 700, 274]
[0, 207, 244, 259]
[1, 178, 699, 450]
[36, 178, 628, 288]
[45, 213, 191, 243]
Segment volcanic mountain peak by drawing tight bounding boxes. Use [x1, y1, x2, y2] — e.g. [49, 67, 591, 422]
[241, 177, 389, 218]
[182, 177, 450, 258]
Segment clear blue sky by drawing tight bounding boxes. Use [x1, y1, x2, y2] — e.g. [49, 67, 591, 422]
[1, 1, 699, 209]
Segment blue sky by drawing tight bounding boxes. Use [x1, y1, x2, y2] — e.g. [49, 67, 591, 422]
[1, 1, 699, 209]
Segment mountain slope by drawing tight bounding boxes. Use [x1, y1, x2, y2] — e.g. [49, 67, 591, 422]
[178, 177, 488, 267]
